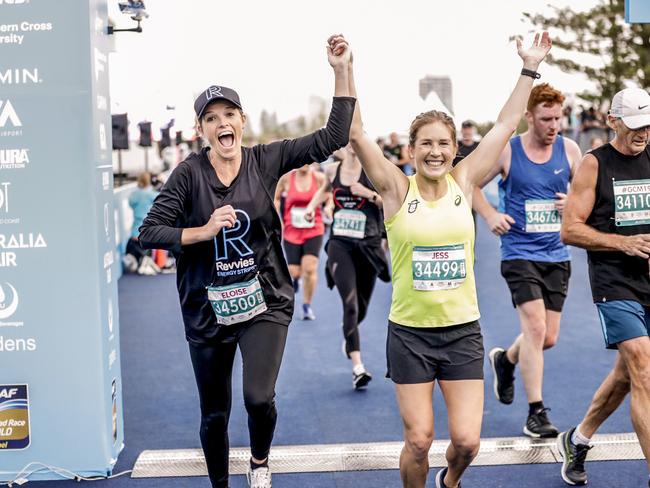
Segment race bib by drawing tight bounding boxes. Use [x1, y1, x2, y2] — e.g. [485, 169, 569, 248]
[614, 179, 650, 227]
[207, 276, 267, 326]
[290, 207, 315, 229]
[525, 199, 561, 232]
[412, 244, 466, 291]
[332, 209, 366, 239]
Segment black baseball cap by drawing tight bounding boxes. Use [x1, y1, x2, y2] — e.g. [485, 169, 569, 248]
[194, 85, 242, 119]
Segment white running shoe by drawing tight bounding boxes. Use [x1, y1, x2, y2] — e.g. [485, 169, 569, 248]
[246, 465, 272, 488]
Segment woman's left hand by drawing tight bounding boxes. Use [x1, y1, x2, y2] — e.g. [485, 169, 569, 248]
[516, 31, 552, 69]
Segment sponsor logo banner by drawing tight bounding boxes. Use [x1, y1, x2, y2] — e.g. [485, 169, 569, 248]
[0, 384, 30, 450]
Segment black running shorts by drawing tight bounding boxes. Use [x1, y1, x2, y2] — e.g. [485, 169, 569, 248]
[500, 259, 571, 312]
[386, 320, 484, 383]
[283, 235, 323, 266]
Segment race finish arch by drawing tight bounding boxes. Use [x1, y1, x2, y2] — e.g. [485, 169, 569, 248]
[626, 0, 650, 22]
[0, 0, 124, 481]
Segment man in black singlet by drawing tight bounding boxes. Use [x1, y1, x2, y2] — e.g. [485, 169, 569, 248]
[558, 88, 650, 487]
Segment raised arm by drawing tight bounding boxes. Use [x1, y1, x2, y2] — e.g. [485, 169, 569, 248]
[453, 32, 552, 195]
[259, 39, 355, 180]
[561, 154, 650, 257]
[329, 35, 408, 217]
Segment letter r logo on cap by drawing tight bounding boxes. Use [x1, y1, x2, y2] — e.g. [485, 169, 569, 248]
[206, 86, 223, 101]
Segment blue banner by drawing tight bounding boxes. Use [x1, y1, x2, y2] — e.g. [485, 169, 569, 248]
[0, 0, 124, 481]
[626, 0, 650, 22]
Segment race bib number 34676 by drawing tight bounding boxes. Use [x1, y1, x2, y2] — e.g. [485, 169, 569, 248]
[207, 277, 267, 326]
[614, 179, 650, 226]
[525, 199, 561, 233]
[412, 244, 466, 291]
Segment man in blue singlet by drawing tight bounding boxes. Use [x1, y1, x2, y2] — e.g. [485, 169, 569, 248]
[473, 83, 582, 438]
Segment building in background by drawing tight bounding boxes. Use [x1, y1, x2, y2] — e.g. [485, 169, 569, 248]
[419, 75, 453, 114]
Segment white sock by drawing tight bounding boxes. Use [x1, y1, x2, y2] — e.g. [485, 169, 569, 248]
[353, 363, 366, 376]
[572, 424, 591, 446]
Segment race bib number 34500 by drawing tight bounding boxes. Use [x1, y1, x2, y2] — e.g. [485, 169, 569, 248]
[525, 199, 561, 233]
[207, 276, 267, 326]
[614, 179, 650, 226]
[412, 244, 467, 291]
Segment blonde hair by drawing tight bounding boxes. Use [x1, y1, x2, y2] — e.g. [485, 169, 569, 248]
[408, 110, 457, 147]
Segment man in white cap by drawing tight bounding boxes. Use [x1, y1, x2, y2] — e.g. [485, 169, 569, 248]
[558, 87, 650, 486]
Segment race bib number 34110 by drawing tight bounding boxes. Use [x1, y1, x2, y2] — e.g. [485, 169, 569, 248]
[614, 179, 650, 226]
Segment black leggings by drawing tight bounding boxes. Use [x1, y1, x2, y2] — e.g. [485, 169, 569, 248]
[188, 320, 288, 488]
[327, 239, 378, 356]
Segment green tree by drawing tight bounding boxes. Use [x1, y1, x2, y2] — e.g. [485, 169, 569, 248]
[523, 0, 650, 106]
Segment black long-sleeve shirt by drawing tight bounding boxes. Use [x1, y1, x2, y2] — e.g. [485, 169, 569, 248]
[139, 97, 355, 344]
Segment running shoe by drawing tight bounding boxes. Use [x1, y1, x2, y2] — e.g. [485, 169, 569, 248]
[524, 407, 559, 438]
[122, 254, 138, 273]
[435, 467, 461, 488]
[352, 365, 372, 390]
[247, 464, 272, 488]
[302, 303, 316, 321]
[557, 427, 591, 486]
[488, 347, 515, 404]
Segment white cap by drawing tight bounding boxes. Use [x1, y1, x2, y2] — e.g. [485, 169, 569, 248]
[610, 88, 650, 130]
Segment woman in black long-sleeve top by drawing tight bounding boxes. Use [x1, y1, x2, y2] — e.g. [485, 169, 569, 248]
[139, 37, 355, 488]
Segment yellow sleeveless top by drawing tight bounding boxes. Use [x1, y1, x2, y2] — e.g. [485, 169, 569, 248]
[385, 174, 480, 327]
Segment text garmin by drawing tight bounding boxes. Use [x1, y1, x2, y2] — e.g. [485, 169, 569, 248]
[0, 149, 29, 169]
[0, 68, 40, 85]
[214, 209, 257, 278]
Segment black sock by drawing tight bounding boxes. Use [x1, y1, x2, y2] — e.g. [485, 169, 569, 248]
[529, 401, 544, 415]
[250, 458, 268, 470]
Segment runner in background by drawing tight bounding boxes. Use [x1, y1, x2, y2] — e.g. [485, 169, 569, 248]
[311, 144, 390, 389]
[274, 164, 329, 320]
[472, 83, 582, 439]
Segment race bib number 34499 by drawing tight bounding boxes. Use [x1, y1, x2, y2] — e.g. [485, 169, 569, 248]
[412, 244, 466, 291]
[207, 277, 267, 326]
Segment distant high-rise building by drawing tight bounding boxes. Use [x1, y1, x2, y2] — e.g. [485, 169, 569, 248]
[419, 75, 453, 114]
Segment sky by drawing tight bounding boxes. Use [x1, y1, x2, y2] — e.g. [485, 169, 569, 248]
[107, 0, 603, 140]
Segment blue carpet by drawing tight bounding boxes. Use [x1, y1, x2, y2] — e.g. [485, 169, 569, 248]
[31, 218, 646, 486]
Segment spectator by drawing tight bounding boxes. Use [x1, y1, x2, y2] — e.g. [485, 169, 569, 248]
[385, 131, 413, 174]
[125, 172, 160, 275]
[454, 119, 480, 166]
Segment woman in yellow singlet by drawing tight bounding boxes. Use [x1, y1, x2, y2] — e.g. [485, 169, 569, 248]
[329, 33, 552, 488]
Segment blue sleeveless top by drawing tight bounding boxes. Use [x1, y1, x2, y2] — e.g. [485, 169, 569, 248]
[499, 135, 571, 262]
